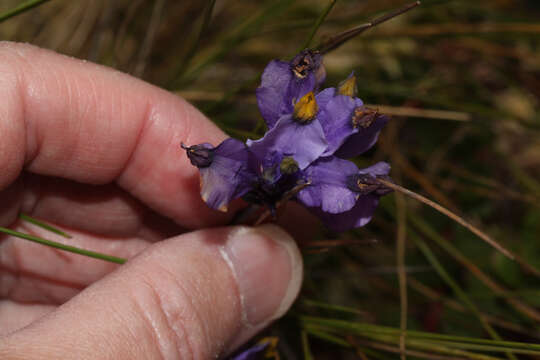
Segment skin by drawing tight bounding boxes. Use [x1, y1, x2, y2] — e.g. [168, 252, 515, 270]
[0, 42, 306, 359]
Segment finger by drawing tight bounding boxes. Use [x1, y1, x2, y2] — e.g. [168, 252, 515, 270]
[0, 41, 228, 229]
[15, 174, 185, 238]
[1, 220, 151, 304]
[0, 300, 55, 336]
[0, 225, 303, 359]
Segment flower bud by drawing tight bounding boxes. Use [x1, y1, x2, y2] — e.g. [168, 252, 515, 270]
[346, 173, 393, 196]
[351, 107, 378, 129]
[181, 143, 214, 168]
[280, 157, 299, 175]
[291, 49, 321, 79]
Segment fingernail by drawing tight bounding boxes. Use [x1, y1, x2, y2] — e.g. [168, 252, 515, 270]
[220, 224, 303, 328]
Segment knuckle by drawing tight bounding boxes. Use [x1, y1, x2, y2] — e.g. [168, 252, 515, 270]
[128, 263, 213, 360]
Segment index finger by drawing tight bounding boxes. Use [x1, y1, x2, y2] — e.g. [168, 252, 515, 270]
[0, 42, 228, 228]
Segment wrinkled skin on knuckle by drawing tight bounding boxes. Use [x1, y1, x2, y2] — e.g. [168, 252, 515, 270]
[0, 43, 28, 191]
[123, 259, 224, 360]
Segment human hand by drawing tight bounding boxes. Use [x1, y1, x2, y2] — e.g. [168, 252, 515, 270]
[0, 42, 303, 359]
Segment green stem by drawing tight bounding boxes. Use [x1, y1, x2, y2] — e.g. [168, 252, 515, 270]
[0, 0, 52, 23]
[19, 213, 71, 238]
[0, 227, 126, 264]
[300, 0, 337, 51]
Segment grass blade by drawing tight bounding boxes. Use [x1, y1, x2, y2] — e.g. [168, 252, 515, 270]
[0, 0, 51, 23]
[300, 0, 337, 51]
[377, 179, 514, 260]
[19, 213, 71, 238]
[0, 226, 126, 264]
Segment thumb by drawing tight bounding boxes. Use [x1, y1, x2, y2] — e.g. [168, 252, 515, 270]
[1, 225, 303, 359]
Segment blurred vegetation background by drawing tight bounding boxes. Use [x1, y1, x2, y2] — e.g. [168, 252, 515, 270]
[2, 0, 540, 358]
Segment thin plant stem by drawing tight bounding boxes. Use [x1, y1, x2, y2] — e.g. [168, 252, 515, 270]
[300, 0, 337, 51]
[0, 0, 51, 23]
[395, 191, 407, 360]
[301, 331, 314, 360]
[350, 338, 475, 360]
[0, 227, 126, 264]
[317, 1, 421, 54]
[19, 213, 72, 238]
[302, 316, 540, 351]
[376, 178, 514, 260]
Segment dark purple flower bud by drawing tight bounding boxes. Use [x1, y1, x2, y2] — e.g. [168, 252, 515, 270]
[183, 138, 254, 212]
[181, 143, 214, 168]
[290, 49, 325, 83]
[256, 50, 326, 129]
[347, 173, 393, 196]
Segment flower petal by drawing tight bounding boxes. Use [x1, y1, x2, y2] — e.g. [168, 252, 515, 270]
[256, 60, 293, 128]
[318, 94, 364, 156]
[297, 156, 358, 214]
[247, 115, 327, 170]
[313, 194, 380, 231]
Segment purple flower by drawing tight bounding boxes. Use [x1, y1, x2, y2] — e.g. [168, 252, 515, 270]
[298, 160, 393, 231]
[182, 139, 254, 212]
[182, 49, 394, 231]
[256, 49, 325, 129]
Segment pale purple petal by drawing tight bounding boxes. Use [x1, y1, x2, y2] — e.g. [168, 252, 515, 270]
[297, 156, 359, 213]
[256, 60, 293, 128]
[313, 194, 380, 232]
[314, 87, 336, 111]
[247, 115, 327, 170]
[361, 161, 391, 177]
[319, 95, 364, 156]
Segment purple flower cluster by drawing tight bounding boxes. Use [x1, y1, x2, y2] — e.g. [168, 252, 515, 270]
[183, 50, 393, 231]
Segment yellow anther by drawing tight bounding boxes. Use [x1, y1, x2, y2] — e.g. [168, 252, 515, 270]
[293, 92, 318, 124]
[338, 74, 357, 97]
